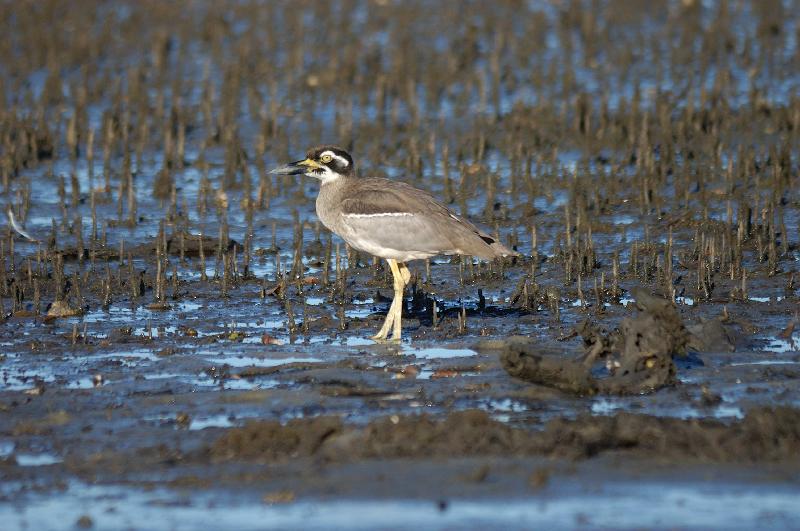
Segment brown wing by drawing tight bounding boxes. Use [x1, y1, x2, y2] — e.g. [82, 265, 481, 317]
[337, 178, 514, 260]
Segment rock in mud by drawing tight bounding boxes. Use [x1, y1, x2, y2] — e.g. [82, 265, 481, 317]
[45, 300, 82, 320]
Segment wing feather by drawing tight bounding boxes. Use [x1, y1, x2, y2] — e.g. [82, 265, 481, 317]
[334, 178, 513, 260]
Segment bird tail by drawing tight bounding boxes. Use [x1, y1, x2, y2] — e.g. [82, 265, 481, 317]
[468, 231, 519, 260]
[489, 240, 519, 258]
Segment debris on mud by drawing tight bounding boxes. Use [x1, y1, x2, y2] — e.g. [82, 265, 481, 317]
[500, 287, 689, 395]
[494, 340, 600, 395]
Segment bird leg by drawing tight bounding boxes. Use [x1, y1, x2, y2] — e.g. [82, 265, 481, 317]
[398, 263, 411, 285]
[372, 259, 408, 341]
[392, 262, 411, 339]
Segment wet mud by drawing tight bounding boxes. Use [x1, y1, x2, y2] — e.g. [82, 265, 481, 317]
[1, 0, 799, 527]
[210, 406, 800, 463]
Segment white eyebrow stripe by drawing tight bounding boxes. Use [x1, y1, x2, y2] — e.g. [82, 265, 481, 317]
[343, 212, 415, 218]
[321, 150, 349, 167]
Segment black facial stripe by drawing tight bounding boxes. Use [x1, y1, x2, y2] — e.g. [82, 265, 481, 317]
[305, 146, 354, 175]
[327, 159, 345, 172]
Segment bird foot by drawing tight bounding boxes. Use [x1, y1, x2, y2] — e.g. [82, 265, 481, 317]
[371, 313, 395, 341]
[371, 331, 389, 341]
[371, 325, 402, 342]
[371, 307, 403, 342]
[371, 335, 401, 344]
[371, 321, 402, 342]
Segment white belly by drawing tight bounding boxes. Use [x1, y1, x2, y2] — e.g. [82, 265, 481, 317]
[315, 188, 438, 262]
[343, 233, 436, 261]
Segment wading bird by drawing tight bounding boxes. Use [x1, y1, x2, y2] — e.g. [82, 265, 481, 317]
[271, 146, 517, 341]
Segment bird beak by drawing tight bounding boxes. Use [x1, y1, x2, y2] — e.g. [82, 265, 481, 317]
[269, 158, 321, 175]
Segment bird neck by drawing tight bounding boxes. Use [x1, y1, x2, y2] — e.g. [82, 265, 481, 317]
[316, 174, 352, 230]
[320, 173, 352, 190]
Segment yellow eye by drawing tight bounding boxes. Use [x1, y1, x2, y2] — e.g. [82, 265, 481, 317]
[320, 154, 333, 164]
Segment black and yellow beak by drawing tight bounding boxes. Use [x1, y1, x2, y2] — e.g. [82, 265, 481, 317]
[269, 158, 322, 175]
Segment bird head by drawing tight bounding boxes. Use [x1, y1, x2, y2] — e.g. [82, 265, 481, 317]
[270, 145, 354, 184]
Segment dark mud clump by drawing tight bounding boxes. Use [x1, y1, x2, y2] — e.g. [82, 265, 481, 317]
[209, 416, 343, 461]
[535, 406, 800, 461]
[500, 287, 689, 395]
[210, 410, 525, 462]
[686, 315, 743, 352]
[210, 407, 800, 464]
[498, 341, 599, 395]
[532, 406, 800, 461]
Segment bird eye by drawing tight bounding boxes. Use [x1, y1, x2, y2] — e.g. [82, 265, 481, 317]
[320, 154, 333, 164]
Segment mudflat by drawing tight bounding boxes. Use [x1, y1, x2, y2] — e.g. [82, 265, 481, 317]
[1, 1, 799, 529]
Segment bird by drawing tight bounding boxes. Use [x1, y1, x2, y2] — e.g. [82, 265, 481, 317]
[270, 145, 518, 341]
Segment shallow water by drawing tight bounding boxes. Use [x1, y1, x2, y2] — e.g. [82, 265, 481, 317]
[3, 479, 799, 531]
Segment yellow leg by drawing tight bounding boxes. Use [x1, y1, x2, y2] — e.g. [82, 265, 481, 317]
[390, 263, 408, 339]
[392, 263, 411, 339]
[398, 263, 411, 285]
[372, 259, 407, 341]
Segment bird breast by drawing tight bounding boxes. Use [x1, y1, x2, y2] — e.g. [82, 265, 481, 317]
[315, 180, 345, 235]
